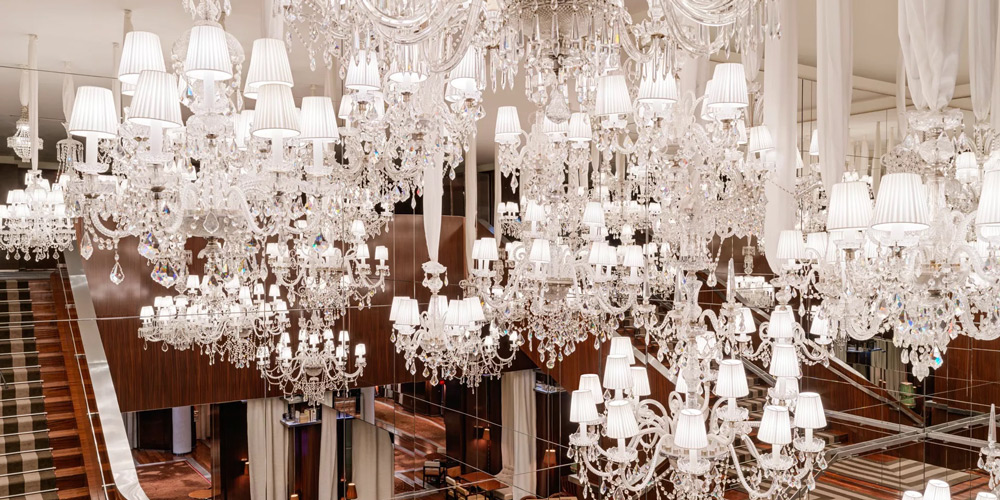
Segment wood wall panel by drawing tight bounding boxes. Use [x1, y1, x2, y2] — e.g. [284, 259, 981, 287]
[82, 215, 466, 412]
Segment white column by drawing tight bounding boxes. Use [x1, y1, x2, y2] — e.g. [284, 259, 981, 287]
[361, 386, 376, 424]
[171, 406, 193, 455]
[816, 0, 852, 193]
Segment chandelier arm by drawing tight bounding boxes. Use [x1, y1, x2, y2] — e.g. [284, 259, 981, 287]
[421, 2, 484, 73]
[727, 439, 784, 499]
[87, 212, 129, 240]
[668, 0, 753, 28]
[615, 18, 655, 66]
[354, 0, 457, 31]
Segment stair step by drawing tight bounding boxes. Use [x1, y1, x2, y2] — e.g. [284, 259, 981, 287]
[0, 451, 53, 477]
[0, 488, 58, 500]
[55, 487, 87, 500]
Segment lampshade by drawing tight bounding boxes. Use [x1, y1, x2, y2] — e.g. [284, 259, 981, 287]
[541, 117, 568, 139]
[758, 405, 792, 445]
[902, 492, 923, 500]
[735, 307, 755, 335]
[244, 38, 293, 98]
[955, 151, 979, 182]
[976, 493, 998, 500]
[184, 24, 232, 81]
[345, 52, 380, 91]
[673, 408, 708, 450]
[638, 72, 678, 105]
[252, 84, 300, 139]
[871, 173, 929, 233]
[129, 70, 182, 128]
[394, 298, 421, 326]
[495, 106, 521, 143]
[345, 482, 358, 500]
[805, 232, 829, 261]
[621, 245, 645, 268]
[569, 390, 600, 423]
[602, 354, 634, 391]
[715, 359, 749, 398]
[69, 86, 118, 139]
[119, 31, 165, 85]
[747, 125, 774, 155]
[707, 63, 748, 109]
[794, 392, 827, 429]
[605, 400, 639, 439]
[775, 229, 806, 262]
[448, 46, 482, 93]
[567, 112, 592, 142]
[528, 238, 551, 264]
[595, 74, 633, 116]
[810, 313, 830, 338]
[609, 337, 635, 364]
[923, 480, 950, 500]
[582, 201, 605, 227]
[827, 181, 873, 231]
[578, 374, 603, 402]
[472, 237, 499, 261]
[299, 96, 339, 141]
[774, 376, 799, 400]
[977, 171, 1000, 228]
[809, 129, 819, 156]
[769, 344, 800, 378]
[630, 366, 651, 397]
[768, 305, 796, 340]
[387, 43, 428, 84]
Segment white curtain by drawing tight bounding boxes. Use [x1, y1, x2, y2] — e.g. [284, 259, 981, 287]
[122, 411, 138, 449]
[898, 0, 968, 112]
[993, 2, 1000, 130]
[350, 421, 393, 500]
[762, 0, 798, 273]
[970, 0, 997, 123]
[360, 387, 376, 424]
[247, 398, 289, 500]
[896, 46, 909, 138]
[195, 404, 211, 440]
[501, 370, 536, 500]
[318, 403, 338, 500]
[816, 0, 852, 192]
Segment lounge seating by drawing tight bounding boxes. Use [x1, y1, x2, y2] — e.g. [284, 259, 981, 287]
[456, 486, 487, 500]
[423, 460, 444, 486]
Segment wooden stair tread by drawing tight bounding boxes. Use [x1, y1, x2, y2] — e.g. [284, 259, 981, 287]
[54, 466, 83, 479]
[50, 448, 82, 459]
[55, 486, 89, 499]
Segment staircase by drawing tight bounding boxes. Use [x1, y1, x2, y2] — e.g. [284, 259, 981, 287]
[0, 276, 92, 500]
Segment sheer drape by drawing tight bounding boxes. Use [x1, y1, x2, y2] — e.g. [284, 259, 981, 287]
[318, 404, 338, 500]
[970, 0, 997, 123]
[817, 0, 852, 192]
[350, 421, 393, 500]
[501, 370, 536, 500]
[898, 0, 967, 112]
[762, 0, 798, 273]
[247, 398, 289, 500]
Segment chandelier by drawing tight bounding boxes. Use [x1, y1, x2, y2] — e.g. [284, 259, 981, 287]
[0, 171, 74, 261]
[7, 106, 42, 162]
[567, 275, 827, 499]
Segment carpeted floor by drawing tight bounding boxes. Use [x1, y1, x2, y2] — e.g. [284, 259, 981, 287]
[136, 460, 211, 500]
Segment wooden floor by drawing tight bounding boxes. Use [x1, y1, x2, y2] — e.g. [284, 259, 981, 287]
[133, 439, 212, 473]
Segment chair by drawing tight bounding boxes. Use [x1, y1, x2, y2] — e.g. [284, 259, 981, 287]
[492, 487, 514, 500]
[444, 476, 459, 500]
[423, 460, 444, 486]
[456, 486, 486, 500]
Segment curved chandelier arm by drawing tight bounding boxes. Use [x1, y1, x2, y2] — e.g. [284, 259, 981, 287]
[87, 211, 129, 240]
[727, 439, 784, 499]
[421, 3, 482, 73]
[615, 18, 656, 66]
[225, 186, 271, 237]
[669, 0, 755, 28]
[355, 0, 458, 31]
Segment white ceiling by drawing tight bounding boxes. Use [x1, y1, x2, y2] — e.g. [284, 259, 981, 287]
[0, 0, 973, 167]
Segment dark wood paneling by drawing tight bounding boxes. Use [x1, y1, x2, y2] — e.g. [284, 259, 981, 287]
[292, 425, 323, 500]
[137, 409, 173, 450]
[83, 215, 466, 411]
[213, 402, 250, 500]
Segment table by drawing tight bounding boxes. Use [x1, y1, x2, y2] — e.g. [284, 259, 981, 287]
[425, 452, 447, 461]
[459, 472, 508, 497]
[459, 471, 494, 483]
[188, 489, 212, 499]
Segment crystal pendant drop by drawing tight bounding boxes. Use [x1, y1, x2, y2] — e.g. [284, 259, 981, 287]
[80, 232, 93, 260]
[110, 262, 125, 285]
[203, 212, 221, 234]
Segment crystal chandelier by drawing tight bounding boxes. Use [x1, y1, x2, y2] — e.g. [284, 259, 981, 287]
[257, 311, 367, 404]
[567, 278, 827, 499]
[7, 106, 42, 162]
[0, 171, 74, 261]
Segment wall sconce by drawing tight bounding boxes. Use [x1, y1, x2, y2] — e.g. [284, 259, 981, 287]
[541, 449, 557, 468]
[476, 426, 491, 441]
[346, 482, 358, 500]
[243, 460, 250, 475]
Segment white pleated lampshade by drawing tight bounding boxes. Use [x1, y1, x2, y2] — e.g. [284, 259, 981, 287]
[569, 390, 600, 424]
[578, 373, 603, 402]
[630, 366, 651, 397]
[794, 392, 827, 429]
[871, 173, 929, 233]
[184, 24, 232, 81]
[715, 359, 749, 398]
[119, 31, 165, 85]
[758, 405, 792, 445]
[747, 125, 774, 154]
[976, 171, 1000, 228]
[595, 74, 633, 116]
[245, 38, 293, 99]
[609, 337, 635, 364]
[923, 480, 951, 500]
[768, 305, 796, 340]
[495, 106, 522, 143]
[234, 110, 254, 150]
[602, 354, 634, 391]
[621, 245, 644, 268]
[976, 492, 998, 500]
[448, 46, 482, 93]
[827, 181, 873, 231]
[775, 229, 806, 262]
[387, 44, 428, 84]
[472, 237, 499, 261]
[902, 491, 924, 500]
[955, 151, 979, 183]
[707, 63, 748, 109]
[299, 96, 339, 142]
[567, 113, 592, 142]
[541, 117, 568, 139]
[810, 311, 829, 337]
[128, 70, 182, 128]
[346, 52, 381, 91]
[69, 86, 119, 139]
[769, 344, 800, 378]
[809, 129, 819, 156]
[252, 84, 300, 139]
[582, 201, 605, 227]
[605, 400, 639, 439]
[673, 408, 708, 449]
[528, 238, 551, 264]
[638, 72, 678, 105]
[805, 232, 829, 260]
[735, 306, 755, 334]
